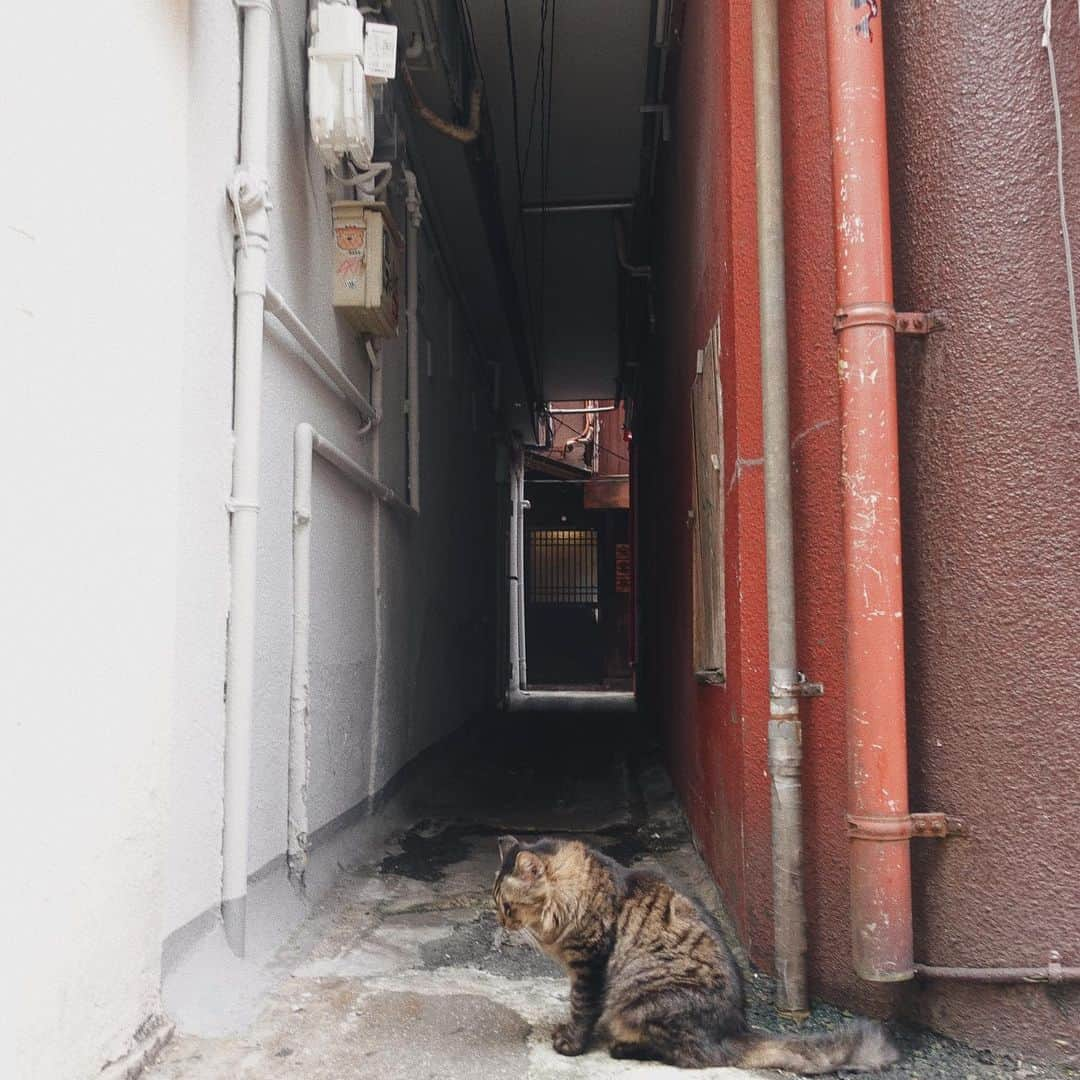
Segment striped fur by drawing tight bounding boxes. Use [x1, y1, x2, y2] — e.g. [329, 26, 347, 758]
[493, 836, 899, 1073]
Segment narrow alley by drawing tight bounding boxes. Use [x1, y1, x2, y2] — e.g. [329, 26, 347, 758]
[10, 1, 1080, 1078]
[148, 708, 1056, 1080]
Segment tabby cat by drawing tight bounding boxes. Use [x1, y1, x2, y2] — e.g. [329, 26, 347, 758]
[493, 835, 899, 1073]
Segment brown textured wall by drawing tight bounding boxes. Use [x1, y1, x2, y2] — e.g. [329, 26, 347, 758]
[885, 1, 1080, 1063]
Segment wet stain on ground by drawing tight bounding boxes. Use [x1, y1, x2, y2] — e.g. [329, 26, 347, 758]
[594, 820, 688, 864]
[348, 991, 532, 1080]
[379, 818, 688, 884]
[419, 911, 561, 979]
[379, 820, 479, 881]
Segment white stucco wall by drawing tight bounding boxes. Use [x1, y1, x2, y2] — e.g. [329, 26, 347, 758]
[165, 0, 498, 953]
[165, 0, 238, 944]
[5, 4, 190, 1078]
[7, 1, 499, 1070]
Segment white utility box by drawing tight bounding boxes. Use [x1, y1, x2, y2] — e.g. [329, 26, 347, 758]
[308, 5, 397, 170]
[331, 201, 403, 337]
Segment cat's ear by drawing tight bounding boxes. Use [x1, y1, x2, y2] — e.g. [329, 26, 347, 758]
[497, 835, 519, 862]
[516, 851, 545, 882]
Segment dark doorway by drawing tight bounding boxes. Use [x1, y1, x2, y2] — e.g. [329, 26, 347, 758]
[523, 465, 632, 689]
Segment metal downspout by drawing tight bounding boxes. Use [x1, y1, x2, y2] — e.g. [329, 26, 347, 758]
[222, 0, 273, 958]
[824, 0, 914, 981]
[751, 0, 810, 1016]
[517, 461, 528, 690]
[507, 443, 521, 699]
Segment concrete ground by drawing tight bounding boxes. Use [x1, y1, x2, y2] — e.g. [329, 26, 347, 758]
[149, 708, 1071, 1080]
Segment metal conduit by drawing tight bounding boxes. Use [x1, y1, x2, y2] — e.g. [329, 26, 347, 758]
[752, 0, 809, 1017]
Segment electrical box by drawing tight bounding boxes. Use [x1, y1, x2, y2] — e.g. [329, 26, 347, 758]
[308, 5, 397, 170]
[331, 201, 403, 337]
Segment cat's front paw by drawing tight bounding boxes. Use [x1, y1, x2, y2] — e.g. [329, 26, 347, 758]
[552, 1023, 589, 1056]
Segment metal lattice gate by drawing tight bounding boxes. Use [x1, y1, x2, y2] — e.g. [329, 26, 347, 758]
[526, 528, 599, 607]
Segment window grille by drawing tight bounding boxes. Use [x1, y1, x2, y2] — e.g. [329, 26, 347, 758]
[527, 529, 599, 606]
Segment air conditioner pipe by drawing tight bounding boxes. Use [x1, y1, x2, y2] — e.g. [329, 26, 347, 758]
[824, 0, 914, 981]
[399, 62, 481, 145]
[222, 0, 273, 958]
[751, 0, 809, 1016]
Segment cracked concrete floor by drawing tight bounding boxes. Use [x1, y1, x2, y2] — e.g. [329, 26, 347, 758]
[150, 709, 757, 1078]
[149, 710, 1067, 1080]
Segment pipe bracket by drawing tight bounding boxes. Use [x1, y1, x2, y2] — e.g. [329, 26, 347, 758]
[770, 672, 824, 699]
[896, 310, 946, 336]
[226, 497, 260, 514]
[847, 812, 968, 841]
[915, 951, 1080, 984]
[833, 303, 945, 336]
[695, 668, 726, 687]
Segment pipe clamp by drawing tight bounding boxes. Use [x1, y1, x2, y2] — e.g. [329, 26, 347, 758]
[833, 303, 946, 336]
[770, 672, 824, 699]
[847, 812, 968, 841]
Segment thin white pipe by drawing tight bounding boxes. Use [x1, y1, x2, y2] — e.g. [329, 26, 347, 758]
[507, 444, 521, 697]
[516, 458, 527, 689]
[223, 0, 272, 958]
[287, 424, 313, 882]
[405, 170, 422, 513]
[287, 421, 415, 878]
[309, 426, 414, 516]
[366, 353, 385, 806]
[264, 286, 379, 425]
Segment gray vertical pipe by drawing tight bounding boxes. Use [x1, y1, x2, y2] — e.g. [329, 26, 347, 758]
[751, 0, 809, 1016]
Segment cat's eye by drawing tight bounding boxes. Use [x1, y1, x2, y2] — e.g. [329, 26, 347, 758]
[502, 902, 512, 916]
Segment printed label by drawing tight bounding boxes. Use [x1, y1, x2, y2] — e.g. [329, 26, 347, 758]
[364, 23, 398, 80]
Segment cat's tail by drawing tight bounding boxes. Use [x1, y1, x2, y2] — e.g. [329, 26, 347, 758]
[724, 1019, 899, 1075]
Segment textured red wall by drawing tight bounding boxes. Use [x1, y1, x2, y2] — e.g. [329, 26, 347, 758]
[643, 0, 1079, 1064]
[645, 0, 870, 1001]
[641, 0, 758, 954]
[886, 0, 1080, 1061]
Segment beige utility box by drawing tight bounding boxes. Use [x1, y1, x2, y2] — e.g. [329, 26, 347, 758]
[331, 201, 403, 337]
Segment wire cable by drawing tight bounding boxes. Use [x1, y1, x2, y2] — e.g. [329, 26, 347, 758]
[551, 415, 630, 467]
[501, 0, 543, 397]
[1041, 0, 1080, 403]
[535, 0, 556, 399]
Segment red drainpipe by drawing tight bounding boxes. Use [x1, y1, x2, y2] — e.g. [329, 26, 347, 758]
[824, 0, 914, 982]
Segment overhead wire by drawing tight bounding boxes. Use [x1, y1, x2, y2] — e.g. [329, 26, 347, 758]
[551, 414, 630, 467]
[517, 5, 548, 197]
[538, 0, 557, 401]
[501, 0, 543, 398]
